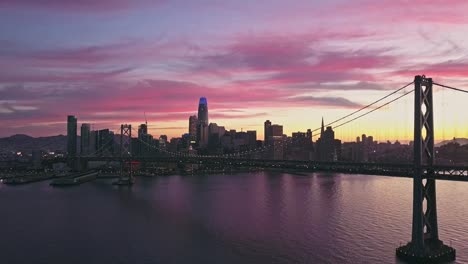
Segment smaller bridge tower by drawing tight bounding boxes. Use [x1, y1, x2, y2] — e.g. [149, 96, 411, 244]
[113, 124, 134, 185]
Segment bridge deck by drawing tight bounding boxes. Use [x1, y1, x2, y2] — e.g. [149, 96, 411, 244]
[41, 156, 468, 181]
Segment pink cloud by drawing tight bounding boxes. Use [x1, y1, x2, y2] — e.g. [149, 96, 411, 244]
[0, 67, 133, 83]
[0, 38, 189, 71]
[0, 76, 365, 137]
[335, 0, 468, 25]
[0, 0, 165, 12]
[393, 61, 468, 79]
[191, 31, 377, 74]
[0, 30, 398, 137]
[187, 33, 396, 89]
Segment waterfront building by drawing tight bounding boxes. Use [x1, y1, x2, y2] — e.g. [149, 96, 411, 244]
[80, 123, 91, 155]
[67, 115, 77, 158]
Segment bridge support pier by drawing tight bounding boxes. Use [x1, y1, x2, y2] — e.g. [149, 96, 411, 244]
[396, 76, 455, 262]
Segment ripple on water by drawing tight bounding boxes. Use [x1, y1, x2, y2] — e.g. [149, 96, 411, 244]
[0, 172, 467, 263]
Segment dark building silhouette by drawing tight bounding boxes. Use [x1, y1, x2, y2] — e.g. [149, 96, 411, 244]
[136, 123, 153, 157]
[288, 131, 314, 160]
[271, 125, 283, 137]
[208, 123, 219, 136]
[264, 120, 283, 146]
[234, 131, 248, 150]
[316, 118, 341, 161]
[138, 124, 148, 138]
[131, 137, 140, 157]
[264, 120, 271, 143]
[90, 130, 98, 154]
[67, 115, 77, 158]
[263, 120, 284, 159]
[247, 130, 257, 148]
[306, 129, 312, 141]
[189, 115, 198, 141]
[136, 123, 154, 156]
[80, 123, 91, 155]
[197, 97, 209, 147]
[342, 134, 376, 162]
[320, 117, 325, 137]
[159, 135, 168, 151]
[97, 129, 114, 156]
[139, 134, 153, 157]
[270, 136, 284, 160]
[197, 124, 209, 147]
[206, 123, 224, 154]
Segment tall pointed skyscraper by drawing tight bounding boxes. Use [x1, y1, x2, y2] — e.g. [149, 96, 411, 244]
[320, 117, 325, 138]
[197, 97, 209, 146]
[198, 97, 208, 125]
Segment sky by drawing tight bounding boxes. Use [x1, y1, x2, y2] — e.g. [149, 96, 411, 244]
[0, 0, 467, 142]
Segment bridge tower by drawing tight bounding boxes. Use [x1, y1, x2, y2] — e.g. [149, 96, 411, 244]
[113, 124, 134, 185]
[120, 124, 132, 159]
[396, 76, 455, 262]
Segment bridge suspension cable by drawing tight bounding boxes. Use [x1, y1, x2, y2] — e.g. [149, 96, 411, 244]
[308, 86, 415, 138]
[332, 89, 414, 131]
[79, 124, 122, 158]
[128, 125, 295, 159]
[131, 126, 274, 159]
[310, 81, 414, 134]
[81, 135, 116, 158]
[433, 82, 468, 94]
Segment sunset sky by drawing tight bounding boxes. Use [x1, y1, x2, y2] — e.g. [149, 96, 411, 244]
[0, 0, 467, 142]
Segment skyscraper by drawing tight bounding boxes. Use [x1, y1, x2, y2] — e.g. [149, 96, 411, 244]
[189, 115, 198, 141]
[198, 97, 208, 126]
[306, 129, 312, 142]
[207, 123, 220, 150]
[316, 118, 340, 161]
[247, 130, 257, 147]
[264, 120, 271, 143]
[90, 130, 98, 155]
[197, 123, 209, 147]
[80, 123, 91, 155]
[138, 124, 148, 139]
[98, 129, 114, 156]
[197, 97, 209, 147]
[271, 124, 283, 137]
[67, 115, 77, 158]
[320, 117, 325, 138]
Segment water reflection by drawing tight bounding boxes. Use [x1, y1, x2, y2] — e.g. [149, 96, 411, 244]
[0, 172, 466, 263]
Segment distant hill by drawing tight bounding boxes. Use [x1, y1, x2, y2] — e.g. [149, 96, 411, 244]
[0, 134, 69, 153]
[435, 138, 468, 147]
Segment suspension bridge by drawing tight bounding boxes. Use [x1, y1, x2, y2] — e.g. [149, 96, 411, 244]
[29, 75, 468, 261]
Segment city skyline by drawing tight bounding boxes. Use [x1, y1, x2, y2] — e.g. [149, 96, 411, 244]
[61, 95, 465, 146]
[0, 1, 467, 141]
[3, 93, 466, 145]
[1, 2, 468, 264]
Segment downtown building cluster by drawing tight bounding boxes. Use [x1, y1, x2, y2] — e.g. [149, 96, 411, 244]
[64, 96, 431, 163]
[65, 97, 344, 161]
[67, 115, 116, 158]
[3, 93, 465, 168]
